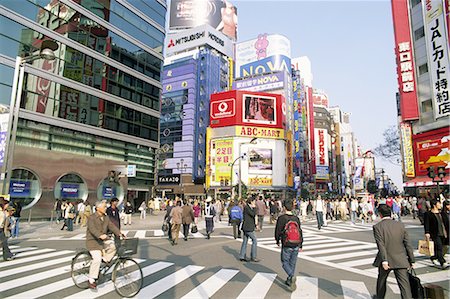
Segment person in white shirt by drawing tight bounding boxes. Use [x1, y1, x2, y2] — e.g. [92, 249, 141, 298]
[314, 195, 325, 230]
[76, 201, 85, 225]
[350, 198, 358, 225]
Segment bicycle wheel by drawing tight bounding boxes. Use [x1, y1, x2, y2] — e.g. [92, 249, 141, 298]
[112, 258, 143, 297]
[71, 251, 92, 289]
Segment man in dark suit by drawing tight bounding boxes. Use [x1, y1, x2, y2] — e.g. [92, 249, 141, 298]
[373, 204, 415, 299]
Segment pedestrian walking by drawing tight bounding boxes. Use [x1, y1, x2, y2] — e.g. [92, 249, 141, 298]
[10, 201, 21, 238]
[269, 199, 278, 224]
[164, 200, 174, 241]
[0, 201, 14, 261]
[66, 202, 76, 231]
[350, 197, 358, 225]
[238, 196, 260, 262]
[424, 199, 449, 269]
[214, 200, 223, 222]
[275, 198, 303, 290]
[54, 198, 62, 224]
[123, 201, 133, 225]
[255, 195, 267, 231]
[314, 195, 324, 230]
[372, 204, 415, 299]
[182, 200, 194, 241]
[229, 200, 243, 239]
[60, 201, 68, 230]
[148, 199, 155, 215]
[76, 201, 84, 225]
[170, 201, 183, 245]
[106, 197, 121, 229]
[204, 197, 215, 239]
[82, 203, 91, 227]
[193, 200, 201, 225]
[139, 201, 146, 219]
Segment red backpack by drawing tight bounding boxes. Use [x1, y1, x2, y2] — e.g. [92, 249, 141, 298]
[283, 219, 302, 246]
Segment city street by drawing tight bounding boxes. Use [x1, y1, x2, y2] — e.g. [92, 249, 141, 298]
[1, 215, 448, 299]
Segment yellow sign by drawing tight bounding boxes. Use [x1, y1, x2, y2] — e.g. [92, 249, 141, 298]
[206, 127, 212, 188]
[248, 176, 272, 186]
[401, 123, 415, 177]
[286, 131, 294, 186]
[212, 139, 233, 186]
[236, 126, 284, 139]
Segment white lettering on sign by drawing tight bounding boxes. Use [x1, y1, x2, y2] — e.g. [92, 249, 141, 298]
[318, 130, 325, 165]
[398, 41, 415, 93]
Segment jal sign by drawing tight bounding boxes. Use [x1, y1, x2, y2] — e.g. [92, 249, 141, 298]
[158, 174, 181, 185]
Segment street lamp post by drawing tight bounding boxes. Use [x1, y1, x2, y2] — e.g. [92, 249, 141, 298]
[2, 41, 58, 194]
[238, 137, 258, 201]
[176, 158, 187, 200]
[229, 156, 241, 200]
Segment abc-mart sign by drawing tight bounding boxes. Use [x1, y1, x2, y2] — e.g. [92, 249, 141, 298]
[165, 24, 233, 58]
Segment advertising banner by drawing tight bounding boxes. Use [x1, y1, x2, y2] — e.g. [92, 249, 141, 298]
[240, 55, 291, 78]
[248, 148, 272, 174]
[169, 0, 237, 40]
[314, 128, 329, 168]
[413, 128, 450, 176]
[10, 181, 31, 197]
[235, 126, 284, 139]
[286, 131, 294, 186]
[234, 72, 285, 91]
[0, 113, 9, 167]
[158, 174, 181, 185]
[212, 139, 233, 185]
[423, 0, 450, 119]
[312, 90, 329, 107]
[242, 93, 277, 126]
[165, 24, 234, 58]
[316, 166, 330, 180]
[400, 123, 415, 177]
[248, 176, 272, 186]
[103, 186, 116, 199]
[391, 0, 419, 121]
[61, 184, 79, 198]
[353, 158, 365, 190]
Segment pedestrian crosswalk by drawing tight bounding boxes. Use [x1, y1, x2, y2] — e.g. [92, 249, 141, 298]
[0, 244, 404, 299]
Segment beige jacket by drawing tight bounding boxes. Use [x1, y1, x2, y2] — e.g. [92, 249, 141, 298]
[86, 212, 121, 251]
[170, 206, 183, 225]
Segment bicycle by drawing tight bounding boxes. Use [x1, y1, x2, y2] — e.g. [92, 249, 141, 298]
[71, 237, 143, 297]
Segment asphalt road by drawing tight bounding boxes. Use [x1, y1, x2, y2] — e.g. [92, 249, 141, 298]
[1, 216, 448, 299]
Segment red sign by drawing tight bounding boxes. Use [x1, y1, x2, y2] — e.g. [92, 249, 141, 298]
[413, 127, 450, 176]
[391, 0, 419, 121]
[210, 90, 284, 129]
[318, 130, 325, 165]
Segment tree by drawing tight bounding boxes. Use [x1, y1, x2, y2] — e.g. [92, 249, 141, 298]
[374, 125, 401, 165]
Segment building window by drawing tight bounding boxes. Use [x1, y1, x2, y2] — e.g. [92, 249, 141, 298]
[422, 99, 433, 113]
[414, 26, 425, 40]
[418, 63, 428, 75]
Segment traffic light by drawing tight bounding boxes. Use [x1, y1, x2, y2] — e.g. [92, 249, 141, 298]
[427, 166, 435, 179]
[437, 166, 446, 179]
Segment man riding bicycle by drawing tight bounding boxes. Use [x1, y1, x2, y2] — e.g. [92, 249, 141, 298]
[87, 200, 125, 289]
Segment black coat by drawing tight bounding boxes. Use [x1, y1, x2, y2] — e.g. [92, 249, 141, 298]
[242, 204, 256, 232]
[424, 211, 447, 240]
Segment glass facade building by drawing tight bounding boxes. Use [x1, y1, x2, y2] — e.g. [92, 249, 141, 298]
[0, 0, 166, 216]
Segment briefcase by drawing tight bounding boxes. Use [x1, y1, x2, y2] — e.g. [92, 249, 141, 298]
[408, 269, 425, 299]
[191, 225, 198, 234]
[418, 240, 434, 256]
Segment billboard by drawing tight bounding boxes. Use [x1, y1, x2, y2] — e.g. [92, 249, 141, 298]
[235, 126, 284, 139]
[423, 0, 450, 119]
[210, 90, 284, 129]
[10, 181, 31, 197]
[169, 0, 237, 40]
[314, 128, 329, 180]
[400, 122, 415, 177]
[234, 72, 286, 92]
[165, 24, 234, 58]
[0, 113, 8, 167]
[236, 34, 291, 76]
[391, 0, 419, 121]
[239, 55, 291, 78]
[211, 139, 233, 186]
[312, 90, 329, 108]
[248, 148, 272, 173]
[413, 128, 449, 177]
[61, 184, 79, 198]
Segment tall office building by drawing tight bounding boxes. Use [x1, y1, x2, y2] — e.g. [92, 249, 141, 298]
[391, 0, 449, 195]
[0, 0, 166, 217]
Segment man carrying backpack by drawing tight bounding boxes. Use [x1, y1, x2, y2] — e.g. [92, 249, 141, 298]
[229, 200, 243, 239]
[275, 198, 303, 291]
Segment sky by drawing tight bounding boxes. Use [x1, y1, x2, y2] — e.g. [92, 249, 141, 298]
[233, 0, 403, 189]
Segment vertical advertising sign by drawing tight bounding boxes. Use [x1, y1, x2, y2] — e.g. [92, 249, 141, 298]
[211, 139, 233, 186]
[314, 128, 329, 180]
[391, 0, 419, 120]
[0, 113, 8, 167]
[423, 0, 450, 119]
[400, 123, 415, 177]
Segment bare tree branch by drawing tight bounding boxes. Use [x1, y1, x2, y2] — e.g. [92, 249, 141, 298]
[374, 125, 401, 166]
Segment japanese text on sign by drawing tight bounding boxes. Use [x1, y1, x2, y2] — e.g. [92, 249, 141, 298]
[398, 42, 415, 93]
[400, 123, 415, 177]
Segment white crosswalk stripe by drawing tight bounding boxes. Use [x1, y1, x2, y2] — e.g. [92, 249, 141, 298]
[2, 244, 448, 299]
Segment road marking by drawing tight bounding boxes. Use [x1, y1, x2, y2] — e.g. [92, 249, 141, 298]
[134, 230, 146, 239]
[418, 270, 450, 283]
[153, 229, 165, 236]
[0, 250, 72, 269]
[338, 258, 374, 268]
[63, 261, 172, 299]
[0, 247, 37, 257]
[181, 269, 239, 299]
[341, 280, 371, 299]
[237, 272, 277, 299]
[0, 248, 52, 260]
[46, 236, 64, 240]
[68, 233, 85, 239]
[0, 255, 73, 278]
[304, 244, 376, 256]
[303, 241, 361, 251]
[321, 250, 378, 261]
[136, 265, 204, 298]
[291, 276, 318, 299]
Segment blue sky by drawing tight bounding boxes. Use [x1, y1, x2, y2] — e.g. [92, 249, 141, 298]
[234, 0, 402, 189]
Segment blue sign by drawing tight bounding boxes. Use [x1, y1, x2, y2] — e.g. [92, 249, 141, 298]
[103, 186, 116, 199]
[61, 184, 79, 198]
[234, 72, 286, 91]
[10, 181, 31, 197]
[240, 55, 291, 78]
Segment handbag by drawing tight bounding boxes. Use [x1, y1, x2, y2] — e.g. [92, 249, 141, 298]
[162, 222, 169, 232]
[191, 225, 198, 234]
[418, 239, 435, 256]
[408, 269, 425, 299]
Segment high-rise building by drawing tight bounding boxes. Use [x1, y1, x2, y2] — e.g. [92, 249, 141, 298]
[0, 0, 166, 217]
[391, 0, 449, 196]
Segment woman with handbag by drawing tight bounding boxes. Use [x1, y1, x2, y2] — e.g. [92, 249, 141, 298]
[424, 199, 449, 269]
[67, 202, 76, 231]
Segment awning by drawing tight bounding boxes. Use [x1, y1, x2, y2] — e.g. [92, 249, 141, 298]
[403, 177, 450, 187]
